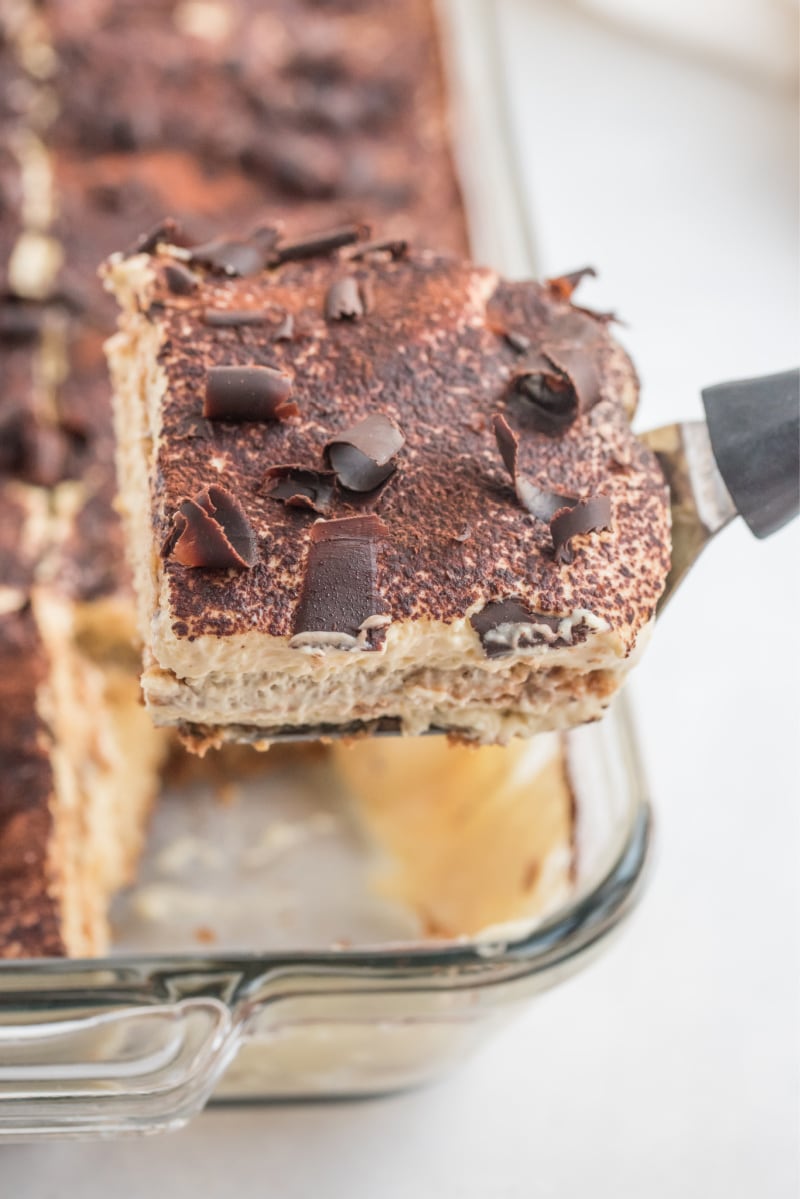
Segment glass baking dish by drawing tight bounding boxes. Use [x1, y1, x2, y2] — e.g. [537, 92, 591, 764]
[0, 1, 655, 1138]
[0, 702, 650, 1137]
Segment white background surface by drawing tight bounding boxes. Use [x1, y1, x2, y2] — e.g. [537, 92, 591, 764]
[4, 2, 798, 1194]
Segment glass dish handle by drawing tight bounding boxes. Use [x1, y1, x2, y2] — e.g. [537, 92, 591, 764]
[0, 997, 238, 1138]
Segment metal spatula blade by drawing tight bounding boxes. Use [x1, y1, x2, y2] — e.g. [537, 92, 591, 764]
[639, 420, 736, 613]
[642, 367, 799, 613]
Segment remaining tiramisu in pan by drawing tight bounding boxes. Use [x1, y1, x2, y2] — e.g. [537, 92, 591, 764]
[0, 313, 168, 958]
[1, 0, 468, 954]
[105, 230, 671, 748]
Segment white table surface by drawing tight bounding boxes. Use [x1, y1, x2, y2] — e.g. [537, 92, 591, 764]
[3, 3, 798, 1194]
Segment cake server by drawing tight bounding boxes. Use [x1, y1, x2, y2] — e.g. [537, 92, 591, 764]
[640, 366, 799, 612]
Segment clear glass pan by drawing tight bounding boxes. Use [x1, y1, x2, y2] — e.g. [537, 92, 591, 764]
[0, 701, 650, 1136]
[0, 1, 654, 1138]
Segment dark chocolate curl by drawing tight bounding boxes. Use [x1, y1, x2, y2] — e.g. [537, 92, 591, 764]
[188, 228, 277, 276]
[545, 266, 597, 301]
[165, 484, 257, 569]
[265, 466, 336, 515]
[544, 346, 602, 420]
[292, 514, 389, 650]
[274, 224, 367, 265]
[551, 495, 612, 564]
[348, 238, 408, 261]
[470, 600, 563, 658]
[325, 276, 364, 321]
[492, 414, 577, 520]
[273, 312, 294, 341]
[204, 365, 297, 422]
[511, 363, 577, 434]
[203, 308, 274, 327]
[124, 218, 187, 258]
[493, 412, 520, 480]
[324, 414, 405, 492]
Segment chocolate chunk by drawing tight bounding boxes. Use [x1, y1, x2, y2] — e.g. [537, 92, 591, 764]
[325, 276, 364, 320]
[470, 600, 564, 658]
[164, 263, 199, 295]
[551, 495, 611, 564]
[546, 266, 597, 301]
[203, 308, 274, 328]
[292, 514, 389, 650]
[265, 465, 336, 515]
[124, 218, 186, 258]
[324, 414, 404, 492]
[164, 485, 257, 570]
[348, 237, 408, 261]
[493, 414, 577, 520]
[273, 224, 366, 265]
[204, 365, 297, 422]
[189, 228, 278, 277]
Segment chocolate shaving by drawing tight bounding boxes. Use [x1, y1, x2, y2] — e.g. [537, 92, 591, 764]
[274, 312, 294, 341]
[324, 414, 404, 492]
[203, 308, 274, 328]
[510, 363, 576, 435]
[470, 600, 564, 658]
[273, 224, 366, 265]
[545, 266, 597, 301]
[188, 228, 277, 277]
[545, 346, 601, 420]
[164, 485, 257, 570]
[265, 465, 336, 515]
[325, 276, 364, 321]
[348, 237, 408, 261]
[551, 495, 611, 564]
[164, 263, 198, 295]
[511, 339, 602, 435]
[493, 414, 577, 520]
[292, 514, 389, 650]
[204, 365, 297, 422]
[124, 218, 186, 258]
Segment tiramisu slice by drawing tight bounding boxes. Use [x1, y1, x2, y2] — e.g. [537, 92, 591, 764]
[105, 230, 670, 748]
[0, 318, 167, 958]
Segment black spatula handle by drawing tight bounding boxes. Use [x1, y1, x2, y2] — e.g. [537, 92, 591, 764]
[702, 368, 799, 539]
